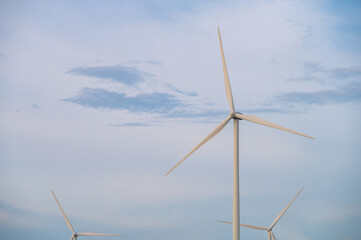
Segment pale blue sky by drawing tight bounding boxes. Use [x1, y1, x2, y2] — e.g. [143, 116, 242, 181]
[0, 1, 360, 240]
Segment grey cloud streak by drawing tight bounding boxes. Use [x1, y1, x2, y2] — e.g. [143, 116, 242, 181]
[64, 88, 185, 114]
[286, 62, 361, 84]
[64, 64, 202, 119]
[67, 65, 152, 85]
[109, 122, 163, 127]
[277, 62, 361, 106]
[64, 62, 361, 119]
[273, 81, 361, 105]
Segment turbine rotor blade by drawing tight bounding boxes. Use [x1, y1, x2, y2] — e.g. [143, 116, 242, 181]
[217, 220, 233, 225]
[77, 233, 124, 236]
[164, 115, 232, 176]
[218, 27, 235, 112]
[268, 231, 271, 240]
[217, 220, 267, 230]
[270, 187, 304, 229]
[240, 224, 268, 230]
[235, 113, 314, 139]
[270, 230, 277, 240]
[51, 191, 75, 233]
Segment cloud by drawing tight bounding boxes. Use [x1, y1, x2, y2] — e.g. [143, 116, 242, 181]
[165, 109, 226, 119]
[0, 201, 39, 228]
[273, 81, 361, 105]
[330, 67, 361, 80]
[109, 122, 162, 127]
[242, 107, 300, 114]
[67, 65, 152, 85]
[64, 88, 184, 114]
[286, 62, 361, 84]
[172, 88, 198, 97]
[63, 60, 361, 119]
[274, 62, 361, 106]
[0, 201, 27, 216]
[127, 60, 162, 65]
[64, 64, 204, 120]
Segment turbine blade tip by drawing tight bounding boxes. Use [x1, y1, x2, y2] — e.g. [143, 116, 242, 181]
[164, 169, 172, 177]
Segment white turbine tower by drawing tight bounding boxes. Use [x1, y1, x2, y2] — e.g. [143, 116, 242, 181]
[217, 188, 304, 240]
[164, 27, 314, 240]
[51, 191, 123, 240]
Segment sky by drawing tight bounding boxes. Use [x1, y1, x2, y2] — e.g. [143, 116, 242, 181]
[0, 0, 360, 240]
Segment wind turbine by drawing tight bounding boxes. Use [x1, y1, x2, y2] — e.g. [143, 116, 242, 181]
[164, 27, 314, 240]
[51, 191, 123, 240]
[217, 187, 304, 240]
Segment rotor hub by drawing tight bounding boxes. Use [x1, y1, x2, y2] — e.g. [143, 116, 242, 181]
[231, 111, 242, 119]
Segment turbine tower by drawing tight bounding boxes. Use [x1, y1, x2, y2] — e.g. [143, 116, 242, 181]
[217, 188, 304, 240]
[51, 191, 123, 240]
[164, 27, 314, 240]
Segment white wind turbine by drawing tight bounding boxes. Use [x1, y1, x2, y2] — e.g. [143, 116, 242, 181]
[164, 27, 314, 240]
[51, 191, 123, 240]
[217, 188, 304, 240]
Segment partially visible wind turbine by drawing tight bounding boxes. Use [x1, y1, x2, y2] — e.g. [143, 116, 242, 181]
[51, 191, 123, 240]
[217, 188, 304, 240]
[164, 27, 314, 240]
